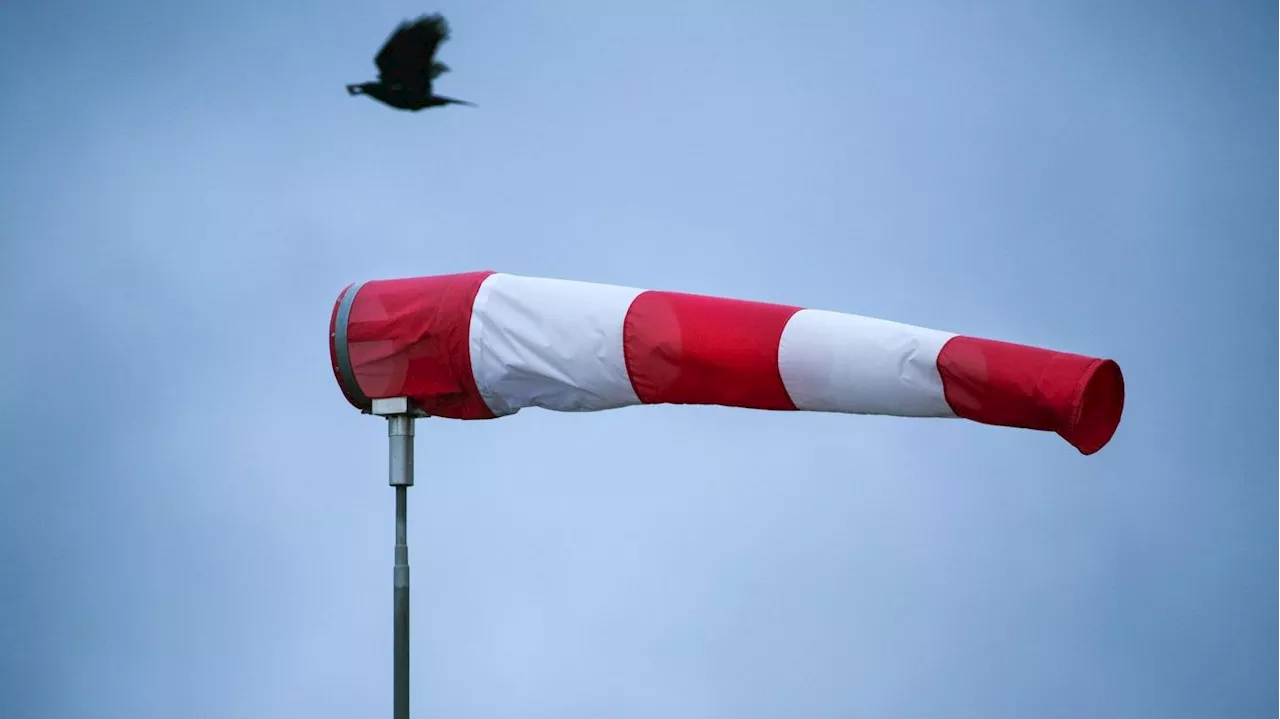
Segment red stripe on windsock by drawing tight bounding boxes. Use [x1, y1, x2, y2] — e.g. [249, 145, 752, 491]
[936, 336, 1125, 455]
[341, 271, 496, 419]
[622, 291, 802, 410]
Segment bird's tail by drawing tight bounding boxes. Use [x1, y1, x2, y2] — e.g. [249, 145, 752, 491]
[438, 96, 477, 107]
[346, 84, 362, 96]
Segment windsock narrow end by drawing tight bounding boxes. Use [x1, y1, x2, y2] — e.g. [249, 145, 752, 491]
[1060, 358, 1124, 455]
[938, 337, 1125, 455]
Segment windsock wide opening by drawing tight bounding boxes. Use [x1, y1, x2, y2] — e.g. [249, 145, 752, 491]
[329, 281, 370, 412]
[328, 272, 499, 419]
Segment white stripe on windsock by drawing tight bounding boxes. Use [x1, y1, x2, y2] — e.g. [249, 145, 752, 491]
[469, 273, 643, 415]
[777, 309, 958, 417]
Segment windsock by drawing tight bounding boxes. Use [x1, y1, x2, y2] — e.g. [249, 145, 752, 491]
[330, 272, 1124, 454]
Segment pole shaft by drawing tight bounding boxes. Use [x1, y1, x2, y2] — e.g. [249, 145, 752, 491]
[388, 415, 414, 719]
[394, 486, 409, 719]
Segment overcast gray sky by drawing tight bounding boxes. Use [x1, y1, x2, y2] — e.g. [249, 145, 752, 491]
[0, 0, 1274, 717]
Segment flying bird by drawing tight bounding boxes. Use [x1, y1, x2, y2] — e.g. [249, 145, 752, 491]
[347, 14, 475, 111]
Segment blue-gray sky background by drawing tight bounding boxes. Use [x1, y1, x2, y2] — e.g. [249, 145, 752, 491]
[0, 1, 1274, 716]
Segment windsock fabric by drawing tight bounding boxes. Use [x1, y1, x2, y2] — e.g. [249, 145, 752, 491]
[330, 271, 1124, 454]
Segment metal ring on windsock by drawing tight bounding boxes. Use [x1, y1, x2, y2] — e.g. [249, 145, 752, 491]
[329, 271, 1124, 454]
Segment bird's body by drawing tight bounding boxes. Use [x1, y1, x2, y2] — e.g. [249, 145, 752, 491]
[348, 14, 474, 111]
[346, 82, 474, 111]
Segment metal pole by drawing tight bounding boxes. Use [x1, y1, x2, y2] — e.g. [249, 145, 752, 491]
[388, 413, 414, 719]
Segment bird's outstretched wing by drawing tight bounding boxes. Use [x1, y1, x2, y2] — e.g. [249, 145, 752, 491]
[374, 14, 450, 89]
